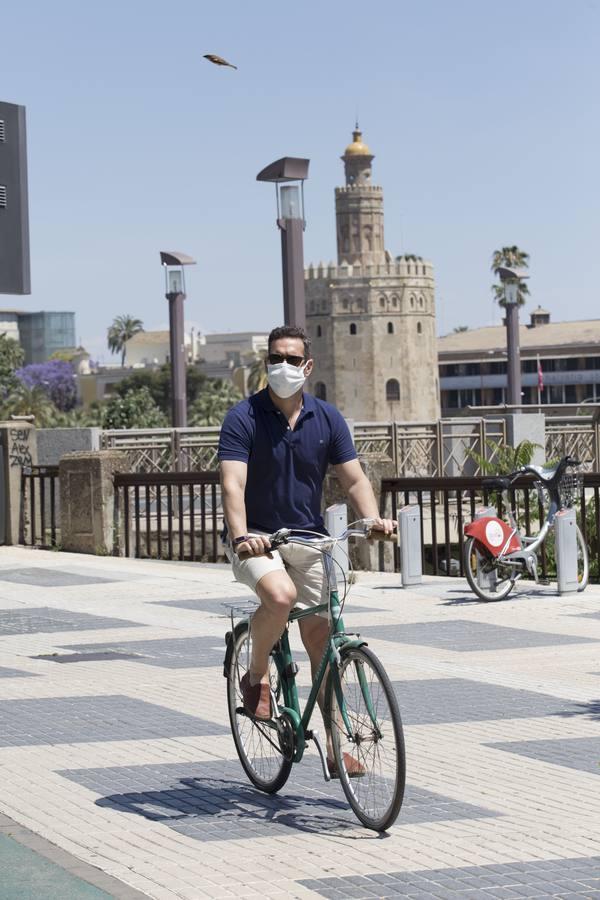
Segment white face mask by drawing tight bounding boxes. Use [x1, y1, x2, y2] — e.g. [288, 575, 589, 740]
[267, 361, 308, 399]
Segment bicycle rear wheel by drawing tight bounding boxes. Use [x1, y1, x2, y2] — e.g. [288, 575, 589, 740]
[464, 536, 516, 601]
[325, 646, 405, 831]
[226, 624, 293, 793]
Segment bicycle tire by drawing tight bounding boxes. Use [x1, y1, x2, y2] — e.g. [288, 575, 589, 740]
[226, 624, 293, 794]
[464, 536, 516, 601]
[576, 524, 589, 592]
[325, 646, 405, 831]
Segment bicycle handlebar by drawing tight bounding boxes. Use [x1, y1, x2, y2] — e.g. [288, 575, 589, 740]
[235, 519, 397, 560]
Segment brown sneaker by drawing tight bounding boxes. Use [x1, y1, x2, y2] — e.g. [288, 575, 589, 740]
[240, 672, 272, 721]
[327, 752, 366, 779]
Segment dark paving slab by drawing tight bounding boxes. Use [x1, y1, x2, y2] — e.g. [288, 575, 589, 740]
[0, 666, 39, 678]
[58, 759, 496, 842]
[0, 568, 120, 587]
[62, 636, 226, 668]
[35, 651, 142, 664]
[298, 855, 600, 898]
[489, 735, 600, 775]
[0, 695, 227, 746]
[0, 608, 141, 635]
[358, 619, 598, 652]
[300, 678, 583, 726]
[572, 609, 600, 620]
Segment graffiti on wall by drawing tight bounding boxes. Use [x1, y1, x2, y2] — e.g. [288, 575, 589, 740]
[8, 428, 33, 468]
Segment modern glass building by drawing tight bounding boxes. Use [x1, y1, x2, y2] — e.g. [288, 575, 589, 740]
[16, 311, 76, 364]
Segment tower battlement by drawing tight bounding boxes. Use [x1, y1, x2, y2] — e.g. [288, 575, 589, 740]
[305, 259, 434, 280]
[335, 184, 383, 196]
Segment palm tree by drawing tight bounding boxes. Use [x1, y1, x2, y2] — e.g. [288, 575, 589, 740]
[107, 315, 144, 367]
[0, 385, 57, 426]
[491, 246, 530, 307]
[246, 349, 268, 395]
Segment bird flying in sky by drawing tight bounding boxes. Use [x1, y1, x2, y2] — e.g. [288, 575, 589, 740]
[203, 54, 237, 70]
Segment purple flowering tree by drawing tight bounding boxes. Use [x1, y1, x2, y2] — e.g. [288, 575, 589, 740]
[16, 360, 77, 412]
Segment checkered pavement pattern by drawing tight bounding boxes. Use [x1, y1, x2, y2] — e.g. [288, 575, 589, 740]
[0, 546, 599, 899]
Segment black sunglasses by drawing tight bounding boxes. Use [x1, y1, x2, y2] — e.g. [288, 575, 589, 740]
[267, 353, 306, 367]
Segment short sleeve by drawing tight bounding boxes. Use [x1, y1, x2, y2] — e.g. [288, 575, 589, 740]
[328, 408, 358, 465]
[218, 405, 253, 463]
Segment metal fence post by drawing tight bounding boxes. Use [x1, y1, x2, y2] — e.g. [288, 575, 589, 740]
[399, 505, 422, 586]
[325, 503, 348, 580]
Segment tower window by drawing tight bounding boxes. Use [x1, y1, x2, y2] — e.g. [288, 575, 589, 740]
[419, 296, 424, 308]
[386, 379, 400, 402]
[349, 323, 357, 335]
[380, 296, 386, 308]
[387, 322, 394, 334]
[410, 295, 415, 308]
[317, 325, 322, 337]
[314, 381, 327, 400]
[417, 321, 422, 334]
[391, 295, 398, 307]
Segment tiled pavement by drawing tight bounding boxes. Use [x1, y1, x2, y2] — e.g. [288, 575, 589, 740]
[0, 548, 599, 899]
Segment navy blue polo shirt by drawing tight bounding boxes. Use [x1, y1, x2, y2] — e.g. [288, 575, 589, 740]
[218, 389, 357, 534]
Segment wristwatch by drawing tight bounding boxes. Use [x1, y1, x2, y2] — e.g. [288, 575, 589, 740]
[232, 535, 249, 547]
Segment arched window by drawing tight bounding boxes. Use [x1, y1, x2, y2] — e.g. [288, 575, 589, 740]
[386, 379, 400, 402]
[391, 295, 399, 307]
[387, 322, 394, 334]
[417, 321, 422, 334]
[316, 325, 322, 337]
[410, 295, 415, 308]
[349, 323, 357, 335]
[314, 382, 327, 401]
[380, 296, 386, 308]
[419, 296, 424, 308]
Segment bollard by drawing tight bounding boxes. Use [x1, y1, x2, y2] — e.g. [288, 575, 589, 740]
[474, 506, 498, 593]
[555, 507, 579, 594]
[325, 503, 349, 582]
[399, 505, 422, 586]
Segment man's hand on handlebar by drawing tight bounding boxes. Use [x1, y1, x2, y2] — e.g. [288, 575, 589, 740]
[367, 517, 397, 539]
[234, 535, 273, 558]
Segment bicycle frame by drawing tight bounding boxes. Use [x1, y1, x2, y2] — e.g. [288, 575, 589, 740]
[492, 482, 559, 574]
[246, 542, 369, 766]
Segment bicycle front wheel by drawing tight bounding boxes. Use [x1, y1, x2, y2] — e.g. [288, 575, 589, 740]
[464, 536, 516, 601]
[226, 624, 293, 793]
[325, 646, 405, 831]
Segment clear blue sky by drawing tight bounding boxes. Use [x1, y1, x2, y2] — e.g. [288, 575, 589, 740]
[2, 0, 599, 362]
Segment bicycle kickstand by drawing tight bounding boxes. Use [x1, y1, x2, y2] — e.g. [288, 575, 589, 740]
[309, 729, 332, 782]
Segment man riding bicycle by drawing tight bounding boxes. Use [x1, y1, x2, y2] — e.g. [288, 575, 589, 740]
[218, 325, 395, 772]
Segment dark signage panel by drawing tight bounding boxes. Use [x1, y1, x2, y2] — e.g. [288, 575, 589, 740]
[0, 102, 31, 294]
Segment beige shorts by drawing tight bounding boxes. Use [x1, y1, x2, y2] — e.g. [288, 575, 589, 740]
[225, 532, 328, 617]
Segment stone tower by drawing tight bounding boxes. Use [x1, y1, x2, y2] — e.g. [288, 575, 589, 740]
[305, 128, 440, 422]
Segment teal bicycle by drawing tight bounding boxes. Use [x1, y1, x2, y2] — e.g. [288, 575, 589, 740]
[223, 520, 406, 831]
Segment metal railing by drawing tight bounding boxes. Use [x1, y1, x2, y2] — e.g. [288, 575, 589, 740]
[380, 473, 600, 581]
[113, 470, 222, 561]
[20, 465, 60, 549]
[545, 417, 600, 472]
[100, 427, 221, 473]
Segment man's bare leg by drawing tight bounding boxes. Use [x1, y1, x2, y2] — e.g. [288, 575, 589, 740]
[299, 615, 335, 758]
[250, 570, 297, 686]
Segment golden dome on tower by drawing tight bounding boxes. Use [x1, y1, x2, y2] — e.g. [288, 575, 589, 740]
[343, 126, 372, 157]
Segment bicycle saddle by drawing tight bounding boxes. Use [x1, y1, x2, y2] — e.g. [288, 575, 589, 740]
[522, 464, 559, 482]
[482, 476, 511, 491]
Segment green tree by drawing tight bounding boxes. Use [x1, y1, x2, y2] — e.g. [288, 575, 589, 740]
[0, 385, 58, 426]
[188, 380, 242, 426]
[246, 349, 268, 395]
[115, 364, 209, 414]
[0, 333, 25, 398]
[491, 246, 530, 307]
[107, 315, 144, 367]
[101, 386, 168, 429]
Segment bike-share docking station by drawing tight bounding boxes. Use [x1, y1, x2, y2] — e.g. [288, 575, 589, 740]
[554, 507, 580, 594]
[325, 503, 422, 587]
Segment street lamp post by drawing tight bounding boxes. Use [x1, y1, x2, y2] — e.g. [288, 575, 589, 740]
[159, 251, 196, 428]
[497, 266, 529, 408]
[256, 157, 310, 328]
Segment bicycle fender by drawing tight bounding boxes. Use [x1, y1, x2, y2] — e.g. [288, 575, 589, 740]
[464, 516, 521, 558]
[338, 637, 368, 653]
[222, 622, 248, 678]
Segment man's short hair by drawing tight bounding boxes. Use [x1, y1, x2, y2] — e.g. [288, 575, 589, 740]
[268, 325, 312, 359]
